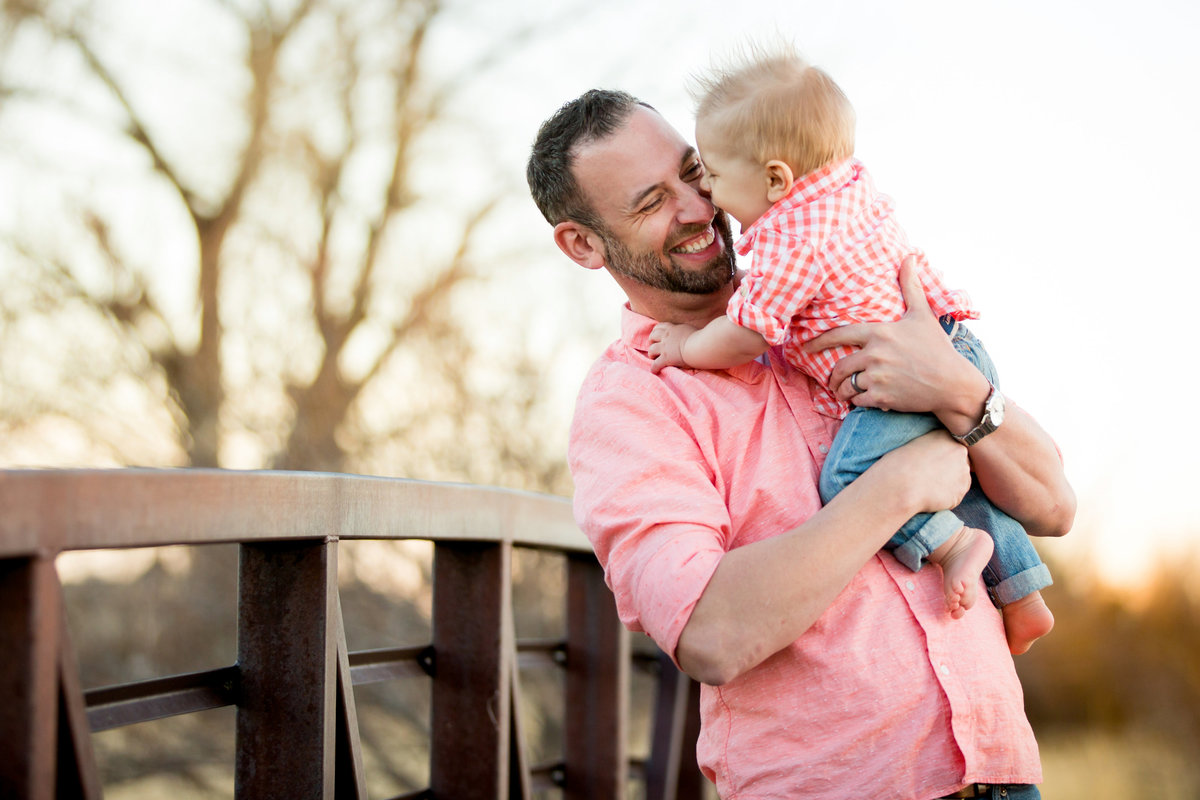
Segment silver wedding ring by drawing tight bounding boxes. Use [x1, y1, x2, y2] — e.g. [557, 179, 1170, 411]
[850, 371, 865, 394]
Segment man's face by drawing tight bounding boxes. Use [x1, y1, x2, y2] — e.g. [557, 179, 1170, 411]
[572, 108, 736, 295]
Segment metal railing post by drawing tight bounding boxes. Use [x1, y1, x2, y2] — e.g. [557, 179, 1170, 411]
[429, 540, 518, 798]
[563, 552, 629, 800]
[0, 556, 60, 800]
[236, 539, 338, 799]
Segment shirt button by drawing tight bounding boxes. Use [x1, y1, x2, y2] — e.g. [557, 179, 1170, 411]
[905, 580, 916, 591]
[940, 664, 950, 675]
[818, 443, 829, 454]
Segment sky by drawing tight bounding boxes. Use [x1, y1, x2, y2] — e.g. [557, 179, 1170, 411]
[495, 0, 1200, 586]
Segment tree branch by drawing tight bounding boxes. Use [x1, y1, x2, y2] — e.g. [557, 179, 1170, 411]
[342, 0, 442, 339]
[307, 5, 361, 345]
[30, 14, 195, 208]
[355, 196, 497, 392]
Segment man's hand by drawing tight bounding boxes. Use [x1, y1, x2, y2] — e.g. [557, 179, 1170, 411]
[805, 256, 1075, 538]
[804, 256, 989, 423]
[881, 429, 973, 515]
[648, 322, 698, 374]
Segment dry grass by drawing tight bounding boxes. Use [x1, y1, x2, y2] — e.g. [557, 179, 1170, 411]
[1039, 728, 1200, 800]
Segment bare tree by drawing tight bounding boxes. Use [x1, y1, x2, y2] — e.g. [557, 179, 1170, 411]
[0, 0, 571, 492]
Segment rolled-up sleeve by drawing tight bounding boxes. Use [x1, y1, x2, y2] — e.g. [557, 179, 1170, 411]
[727, 228, 823, 346]
[568, 362, 729, 660]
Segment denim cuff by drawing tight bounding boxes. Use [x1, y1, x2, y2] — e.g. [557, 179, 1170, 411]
[987, 562, 1053, 607]
[891, 509, 964, 572]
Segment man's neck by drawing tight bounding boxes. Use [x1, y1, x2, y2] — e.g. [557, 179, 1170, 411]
[616, 272, 741, 328]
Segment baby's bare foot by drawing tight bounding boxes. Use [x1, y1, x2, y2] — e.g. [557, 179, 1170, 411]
[929, 527, 994, 618]
[1002, 591, 1055, 655]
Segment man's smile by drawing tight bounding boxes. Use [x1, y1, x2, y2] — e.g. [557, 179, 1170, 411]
[670, 226, 717, 255]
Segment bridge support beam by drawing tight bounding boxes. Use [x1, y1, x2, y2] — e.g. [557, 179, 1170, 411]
[236, 539, 338, 799]
[564, 553, 630, 800]
[430, 540, 518, 797]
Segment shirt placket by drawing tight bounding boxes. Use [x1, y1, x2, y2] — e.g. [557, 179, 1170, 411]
[880, 557, 980, 785]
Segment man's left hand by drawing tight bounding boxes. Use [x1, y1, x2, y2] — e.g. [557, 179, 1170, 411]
[804, 256, 988, 417]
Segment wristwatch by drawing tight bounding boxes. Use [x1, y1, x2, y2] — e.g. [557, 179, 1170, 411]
[952, 383, 1005, 446]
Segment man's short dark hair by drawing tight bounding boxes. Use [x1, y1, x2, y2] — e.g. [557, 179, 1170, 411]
[526, 89, 652, 229]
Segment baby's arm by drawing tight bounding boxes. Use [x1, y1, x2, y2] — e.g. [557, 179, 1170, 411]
[649, 315, 769, 374]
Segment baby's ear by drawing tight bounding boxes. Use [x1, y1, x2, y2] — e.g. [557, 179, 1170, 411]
[553, 221, 607, 271]
[764, 160, 795, 204]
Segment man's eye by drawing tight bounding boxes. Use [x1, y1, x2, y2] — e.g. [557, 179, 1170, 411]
[684, 162, 704, 179]
[641, 196, 664, 213]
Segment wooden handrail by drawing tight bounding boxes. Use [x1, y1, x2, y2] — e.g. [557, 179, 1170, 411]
[0, 469, 704, 800]
[0, 468, 588, 555]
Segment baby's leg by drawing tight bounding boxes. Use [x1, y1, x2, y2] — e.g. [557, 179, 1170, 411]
[955, 481, 1054, 649]
[1001, 591, 1055, 655]
[928, 526, 994, 618]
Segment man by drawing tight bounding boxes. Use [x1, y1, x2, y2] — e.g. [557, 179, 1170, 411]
[527, 90, 1075, 800]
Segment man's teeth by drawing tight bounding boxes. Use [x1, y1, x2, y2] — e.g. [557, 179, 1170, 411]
[672, 228, 715, 254]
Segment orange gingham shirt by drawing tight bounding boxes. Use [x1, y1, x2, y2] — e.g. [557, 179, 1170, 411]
[569, 306, 1041, 799]
[728, 158, 978, 419]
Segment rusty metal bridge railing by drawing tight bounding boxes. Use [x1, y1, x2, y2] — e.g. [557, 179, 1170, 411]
[0, 468, 704, 799]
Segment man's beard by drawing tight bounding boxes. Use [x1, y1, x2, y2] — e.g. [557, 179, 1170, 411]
[599, 212, 736, 295]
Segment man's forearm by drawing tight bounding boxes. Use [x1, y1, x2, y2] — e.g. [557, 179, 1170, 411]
[960, 404, 1076, 537]
[675, 431, 970, 685]
[929, 355, 1075, 537]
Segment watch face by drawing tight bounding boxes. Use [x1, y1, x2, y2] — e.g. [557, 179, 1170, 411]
[988, 391, 1005, 426]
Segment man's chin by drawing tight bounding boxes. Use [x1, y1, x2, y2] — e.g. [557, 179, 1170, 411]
[601, 215, 736, 295]
[662, 255, 735, 295]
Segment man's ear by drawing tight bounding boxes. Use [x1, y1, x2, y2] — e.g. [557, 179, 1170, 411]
[553, 221, 607, 270]
[764, 160, 796, 204]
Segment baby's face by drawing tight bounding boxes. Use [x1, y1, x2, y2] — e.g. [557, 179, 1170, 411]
[695, 123, 775, 231]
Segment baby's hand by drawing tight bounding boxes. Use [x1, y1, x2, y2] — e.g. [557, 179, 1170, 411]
[648, 322, 697, 374]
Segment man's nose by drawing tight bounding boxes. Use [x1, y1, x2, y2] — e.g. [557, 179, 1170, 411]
[678, 182, 714, 224]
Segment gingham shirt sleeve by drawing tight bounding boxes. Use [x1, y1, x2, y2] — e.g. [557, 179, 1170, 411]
[727, 228, 825, 346]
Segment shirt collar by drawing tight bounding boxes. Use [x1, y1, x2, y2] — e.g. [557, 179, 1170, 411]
[620, 303, 657, 353]
[736, 157, 862, 255]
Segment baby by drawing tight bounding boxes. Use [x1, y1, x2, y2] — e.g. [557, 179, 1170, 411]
[648, 45, 1054, 654]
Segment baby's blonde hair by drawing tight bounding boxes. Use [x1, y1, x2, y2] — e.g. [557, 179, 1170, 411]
[691, 44, 856, 177]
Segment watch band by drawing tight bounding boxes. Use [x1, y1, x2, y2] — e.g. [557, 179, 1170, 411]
[954, 420, 996, 447]
[952, 384, 1003, 446]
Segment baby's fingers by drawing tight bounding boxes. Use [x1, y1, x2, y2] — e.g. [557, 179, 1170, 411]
[649, 322, 680, 344]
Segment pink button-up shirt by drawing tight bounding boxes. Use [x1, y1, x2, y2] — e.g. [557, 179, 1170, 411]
[569, 306, 1041, 799]
[728, 158, 977, 419]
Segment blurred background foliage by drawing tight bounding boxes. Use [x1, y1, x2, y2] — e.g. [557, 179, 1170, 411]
[3, 0, 1198, 798]
[1016, 555, 1200, 798]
